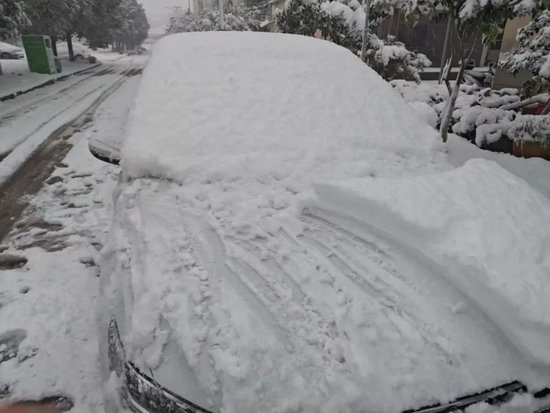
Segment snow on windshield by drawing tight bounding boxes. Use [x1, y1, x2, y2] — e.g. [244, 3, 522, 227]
[122, 31, 444, 184]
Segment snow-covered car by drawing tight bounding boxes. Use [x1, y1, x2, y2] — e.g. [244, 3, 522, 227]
[56, 40, 93, 60]
[95, 32, 550, 413]
[0, 41, 24, 60]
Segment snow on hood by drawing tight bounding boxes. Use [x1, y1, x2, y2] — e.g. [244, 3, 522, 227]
[122, 32, 443, 185]
[311, 158, 550, 365]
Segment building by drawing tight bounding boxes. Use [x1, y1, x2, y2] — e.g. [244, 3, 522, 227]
[492, 16, 532, 90]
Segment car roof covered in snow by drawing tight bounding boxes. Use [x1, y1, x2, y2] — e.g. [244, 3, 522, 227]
[121, 32, 442, 183]
[0, 41, 23, 52]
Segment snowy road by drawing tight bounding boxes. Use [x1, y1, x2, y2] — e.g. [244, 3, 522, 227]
[0, 56, 146, 185]
[0, 56, 146, 241]
[0, 56, 144, 411]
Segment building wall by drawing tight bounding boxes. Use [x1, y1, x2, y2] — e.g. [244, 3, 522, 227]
[384, 13, 485, 68]
[499, 15, 531, 56]
[492, 16, 532, 90]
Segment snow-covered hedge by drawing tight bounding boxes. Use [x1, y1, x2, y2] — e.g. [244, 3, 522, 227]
[277, 0, 430, 82]
[366, 35, 431, 82]
[166, 6, 265, 33]
[508, 115, 550, 145]
[392, 80, 550, 147]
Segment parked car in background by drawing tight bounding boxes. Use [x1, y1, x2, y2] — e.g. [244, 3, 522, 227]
[127, 45, 147, 56]
[56, 40, 94, 61]
[0, 41, 24, 60]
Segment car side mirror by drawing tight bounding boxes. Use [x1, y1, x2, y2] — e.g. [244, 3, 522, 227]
[89, 144, 120, 166]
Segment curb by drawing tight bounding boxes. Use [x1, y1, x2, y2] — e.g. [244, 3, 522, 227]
[0, 63, 102, 102]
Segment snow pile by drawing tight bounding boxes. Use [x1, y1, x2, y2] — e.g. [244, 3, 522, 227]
[408, 100, 438, 128]
[447, 134, 550, 200]
[311, 158, 550, 365]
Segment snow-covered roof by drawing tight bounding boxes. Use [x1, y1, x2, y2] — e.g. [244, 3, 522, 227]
[122, 32, 441, 183]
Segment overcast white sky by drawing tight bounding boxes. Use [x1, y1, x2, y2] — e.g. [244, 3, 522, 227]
[140, 0, 190, 35]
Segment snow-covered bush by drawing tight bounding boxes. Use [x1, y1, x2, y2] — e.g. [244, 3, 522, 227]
[366, 35, 431, 82]
[502, 8, 549, 103]
[0, 0, 28, 40]
[277, 0, 363, 48]
[502, 9, 550, 86]
[392, 79, 550, 148]
[452, 106, 517, 146]
[509, 115, 550, 145]
[166, 5, 264, 33]
[388, 0, 540, 141]
[277, 0, 430, 81]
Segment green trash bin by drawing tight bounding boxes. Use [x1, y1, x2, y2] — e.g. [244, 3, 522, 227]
[22, 35, 57, 74]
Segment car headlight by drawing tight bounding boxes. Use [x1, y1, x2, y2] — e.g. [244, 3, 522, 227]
[108, 319, 214, 413]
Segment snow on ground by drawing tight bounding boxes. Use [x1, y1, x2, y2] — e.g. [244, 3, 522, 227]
[0, 55, 147, 185]
[0, 65, 138, 411]
[0, 58, 98, 99]
[103, 32, 550, 413]
[0, 137, 118, 412]
[447, 134, 550, 199]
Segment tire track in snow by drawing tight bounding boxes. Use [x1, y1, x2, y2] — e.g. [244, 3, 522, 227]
[0, 66, 111, 122]
[297, 209, 548, 389]
[196, 224, 359, 398]
[297, 223, 459, 366]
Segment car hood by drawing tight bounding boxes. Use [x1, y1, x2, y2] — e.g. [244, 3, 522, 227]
[102, 178, 544, 413]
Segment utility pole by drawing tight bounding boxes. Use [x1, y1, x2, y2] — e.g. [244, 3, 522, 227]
[361, 0, 371, 64]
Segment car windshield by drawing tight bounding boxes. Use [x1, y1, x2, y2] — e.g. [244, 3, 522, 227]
[0, 2, 549, 413]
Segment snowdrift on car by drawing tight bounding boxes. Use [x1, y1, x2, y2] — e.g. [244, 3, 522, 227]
[311, 158, 550, 365]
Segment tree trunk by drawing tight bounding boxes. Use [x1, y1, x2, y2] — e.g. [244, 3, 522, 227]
[360, 0, 371, 63]
[67, 34, 75, 62]
[440, 57, 466, 143]
[438, 10, 453, 84]
[51, 37, 58, 56]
